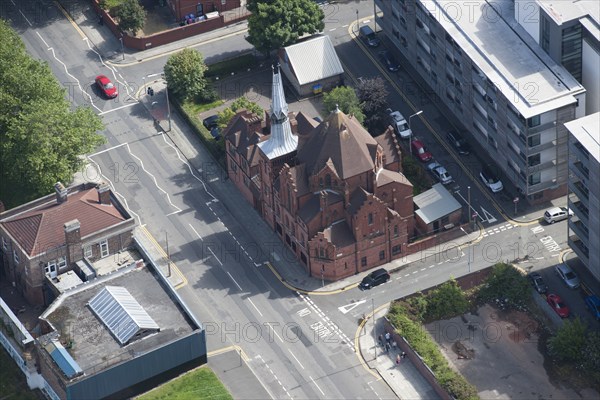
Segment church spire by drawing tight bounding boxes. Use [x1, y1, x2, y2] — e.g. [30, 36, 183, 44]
[258, 62, 298, 160]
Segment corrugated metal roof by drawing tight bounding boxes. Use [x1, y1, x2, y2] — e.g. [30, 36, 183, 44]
[89, 286, 159, 345]
[46, 341, 82, 378]
[414, 184, 461, 224]
[282, 35, 344, 85]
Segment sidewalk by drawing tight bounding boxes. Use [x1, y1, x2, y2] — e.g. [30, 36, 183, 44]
[359, 306, 441, 400]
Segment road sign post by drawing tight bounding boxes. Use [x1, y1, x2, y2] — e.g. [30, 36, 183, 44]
[513, 197, 519, 215]
[472, 212, 477, 231]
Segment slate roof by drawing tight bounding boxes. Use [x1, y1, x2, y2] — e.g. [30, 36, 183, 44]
[297, 108, 379, 179]
[322, 220, 355, 247]
[374, 128, 401, 167]
[224, 112, 267, 168]
[376, 169, 412, 187]
[281, 35, 344, 85]
[1, 188, 127, 257]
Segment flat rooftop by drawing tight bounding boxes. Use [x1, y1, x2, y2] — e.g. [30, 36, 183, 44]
[564, 112, 600, 163]
[42, 265, 196, 375]
[421, 0, 585, 118]
[536, 0, 599, 26]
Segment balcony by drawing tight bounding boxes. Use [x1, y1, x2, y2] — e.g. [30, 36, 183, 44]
[572, 141, 590, 161]
[568, 236, 589, 263]
[570, 161, 589, 185]
[569, 179, 589, 201]
[530, 139, 556, 153]
[570, 200, 589, 224]
[573, 160, 589, 180]
[532, 159, 557, 172]
[527, 179, 557, 194]
[569, 219, 589, 240]
[528, 121, 557, 134]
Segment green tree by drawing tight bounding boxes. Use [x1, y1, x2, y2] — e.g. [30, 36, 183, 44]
[322, 86, 365, 123]
[548, 317, 587, 362]
[0, 20, 105, 207]
[114, 0, 146, 36]
[217, 97, 264, 129]
[424, 279, 469, 321]
[164, 49, 209, 102]
[477, 263, 530, 308]
[247, 0, 325, 55]
[356, 77, 389, 133]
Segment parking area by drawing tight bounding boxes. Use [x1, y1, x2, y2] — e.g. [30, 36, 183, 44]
[426, 304, 599, 399]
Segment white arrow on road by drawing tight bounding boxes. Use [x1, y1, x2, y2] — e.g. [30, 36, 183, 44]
[338, 299, 366, 314]
[479, 206, 497, 223]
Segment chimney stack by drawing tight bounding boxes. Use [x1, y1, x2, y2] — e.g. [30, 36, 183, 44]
[54, 182, 68, 204]
[64, 219, 82, 266]
[97, 182, 111, 205]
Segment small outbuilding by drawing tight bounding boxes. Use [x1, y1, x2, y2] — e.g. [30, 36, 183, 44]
[413, 183, 462, 234]
[278, 35, 344, 96]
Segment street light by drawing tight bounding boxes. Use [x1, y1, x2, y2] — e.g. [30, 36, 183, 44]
[467, 186, 471, 224]
[408, 110, 423, 144]
[119, 36, 124, 61]
[356, 10, 359, 34]
[372, 298, 377, 360]
[460, 227, 472, 273]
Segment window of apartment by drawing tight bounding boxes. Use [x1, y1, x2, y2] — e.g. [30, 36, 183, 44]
[47, 260, 56, 272]
[379, 250, 385, 261]
[527, 115, 541, 127]
[528, 172, 541, 185]
[392, 245, 401, 255]
[528, 153, 541, 167]
[229, 160, 237, 172]
[2, 237, 6, 251]
[368, 213, 373, 225]
[393, 225, 399, 238]
[441, 215, 450, 225]
[392, 27, 400, 40]
[84, 245, 93, 258]
[416, 18, 424, 29]
[540, 15, 550, 52]
[99, 239, 109, 258]
[319, 247, 325, 258]
[243, 175, 250, 187]
[58, 257, 67, 271]
[431, 71, 438, 84]
[446, 51, 453, 63]
[489, 136, 498, 149]
[391, 7, 399, 20]
[399, 16, 406, 26]
[400, 36, 408, 47]
[446, 70, 454, 84]
[361, 256, 367, 267]
[13, 251, 19, 264]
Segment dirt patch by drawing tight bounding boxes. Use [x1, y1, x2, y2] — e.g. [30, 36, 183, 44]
[452, 341, 475, 359]
[502, 309, 539, 343]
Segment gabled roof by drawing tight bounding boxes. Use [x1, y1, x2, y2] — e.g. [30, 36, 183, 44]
[322, 220, 355, 247]
[374, 127, 401, 167]
[281, 35, 344, 85]
[413, 183, 461, 225]
[297, 108, 379, 179]
[376, 169, 412, 187]
[1, 188, 127, 257]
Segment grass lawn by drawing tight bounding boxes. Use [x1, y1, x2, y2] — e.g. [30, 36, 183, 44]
[137, 366, 232, 400]
[0, 347, 41, 400]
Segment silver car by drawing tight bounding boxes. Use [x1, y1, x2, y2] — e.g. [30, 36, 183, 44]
[427, 162, 454, 185]
[554, 263, 580, 289]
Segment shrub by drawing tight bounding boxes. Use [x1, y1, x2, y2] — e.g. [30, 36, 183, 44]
[164, 49, 209, 102]
[424, 279, 469, 321]
[548, 317, 587, 362]
[113, 0, 146, 35]
[217, 97, 263, 129]
[477, 263, 530, 308]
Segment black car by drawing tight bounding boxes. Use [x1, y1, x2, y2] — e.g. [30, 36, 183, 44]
[528, 272, 548, 294]
[202, 115, 219, 130]
[359, 268, 390, 290]
[446, 131, 471, 155]
[379, 50, 400, 72]
[210, 126, 221, 140]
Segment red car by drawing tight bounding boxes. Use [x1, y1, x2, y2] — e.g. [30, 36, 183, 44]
[95, 75, 118, 98]
[411, 139, 432, 162]
[547, 294, 570, 318]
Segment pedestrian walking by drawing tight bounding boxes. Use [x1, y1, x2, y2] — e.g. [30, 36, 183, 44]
[378, 334, 383, 347]
[401, 351, 407, 359]
[384, 332, 391, 344]
[396, 354, 401, 365]
[385, 342, 391, 353]
[391, 340, 397, 350]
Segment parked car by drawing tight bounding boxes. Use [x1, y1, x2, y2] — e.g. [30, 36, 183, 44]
[359, 268, 390, 290]
[202, 115, 219, 130]
[359, 25, 380, 47]
[479, 165, 503, 193]
[411, 139, 432, 162]
[554, 263, 580, 289]
[584, 295, 600, 320]
[528, 272, 548, 294]
[210, 127, 221, 140]
[95, 75, 118, 98]
[386, 108, 411, 139]
[546, 294, 570, 318]
[427, 162, 454, 185]
[446, 130, 471, 155]
[379, 50, 400, 72]
[543, 206, 573, 224]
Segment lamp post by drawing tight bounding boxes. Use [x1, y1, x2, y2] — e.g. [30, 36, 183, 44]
[372, 298, 376, 359]
[163, 74, 172, 132]
[408, 110, 423, 144]
[373, 0, 377, 33]
[119, 36, 124, 61]
[460, 227, 472, 273]
[467, 186, 471, 224]
[356, 10, 359, 34]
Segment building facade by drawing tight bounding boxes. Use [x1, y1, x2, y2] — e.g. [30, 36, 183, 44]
[0, 182, 136, 305]
[224, 66, 414, 280]
[515, 0, 600, 115]
[375, 0, 586, 204]
[564, 113, 600, 280]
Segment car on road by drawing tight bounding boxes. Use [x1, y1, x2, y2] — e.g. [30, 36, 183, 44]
[446, 131, 471, 155]
[546, 293, 570, 318]
[386, 109, 411, 139]
[554, 263, 580, 289]
[543, 206, 573, 224]
[95, 75, 118, 98]
[379, 50, 400, 72]
[528, 272, 548, 294]
[426, 161, 453, 185]
[584, 295, 600, 320]
[411, 139, 432, 162]
[202, 115, 219, 130]
[359, 25, 380, 47]
[479, 165, 503, 193]
[359, 268, 390, 290]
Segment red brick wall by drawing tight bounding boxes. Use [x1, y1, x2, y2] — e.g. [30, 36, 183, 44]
[169, 0, 242, 20]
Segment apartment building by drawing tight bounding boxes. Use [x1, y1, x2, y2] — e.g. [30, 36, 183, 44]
[564, 113, 599, 280]
[515, 0, 600, 114]
[375, 0, 586, 204]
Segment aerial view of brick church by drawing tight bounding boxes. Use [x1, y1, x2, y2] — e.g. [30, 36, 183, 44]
[224, 65, 415, 281]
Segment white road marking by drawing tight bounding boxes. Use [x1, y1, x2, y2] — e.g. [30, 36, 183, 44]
[506, 225, 514, 229]
[208, 246, 223, 266]
[189, 224, 203, 241]
[480, 206, 497, 223]
[98, 102, 137, 115]
[338, 299, 366, 314]
[288, 349, 305, 370]
[420, 268, 426, 271]
[309, 375, 325, 396]
[531, 226, 545, 234]
[247, 298, 262, 317]
[227, 271, 243, 291]
[298, 293, 354, 351]
[265, 322, 284, 343]
[329, 28, 336, 31]
[256, 355, 291, 399]
[429, 265, 435, 269]
[412, 271, 418, 274]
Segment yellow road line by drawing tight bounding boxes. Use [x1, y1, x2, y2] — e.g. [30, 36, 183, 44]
[353, 302, 388, 380]
[208, 345, 250, 362]
[54, 1, 86, 39]
[265, 262, 358, 295]
[140, 225, 188, 288]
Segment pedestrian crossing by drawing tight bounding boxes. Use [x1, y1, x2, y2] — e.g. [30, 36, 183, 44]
[481, 223, 514, 237]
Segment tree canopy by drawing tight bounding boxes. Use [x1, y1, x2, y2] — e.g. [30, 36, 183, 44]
[247, 0, 325, 55]
[164, 49, 209, 102]
[114, 0, 146, 36]
[356, 77, 389, 133]
[0, 20, 105, 207]
[217, 97, 264, 129]
[322, 86, 364, 123]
